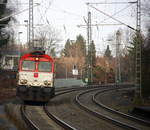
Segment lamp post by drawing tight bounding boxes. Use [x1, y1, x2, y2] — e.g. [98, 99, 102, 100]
[24, 20, 29, 44]
[18, 31, 23, 66]
[18, 31, 23, 56]
[18, 32, 23, 44]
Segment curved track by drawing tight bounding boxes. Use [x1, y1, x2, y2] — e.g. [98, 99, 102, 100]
[20, 105, 40, 130]
[93, 89, 150, 126]
[20, 85, 146, 130]
[43, 105, 76, 130]
[43, 86, 105, 130]
[75, 87, 150, 130]
[20, 86, 100, 130]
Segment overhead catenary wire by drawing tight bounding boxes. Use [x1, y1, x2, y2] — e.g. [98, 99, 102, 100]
[48, 7, 83, 18]
[78, 3, 134, 28]
[37, 5, 46, 24]
[35, 2, 84, 26]
[0, 3, 40, 22]
[0, 24, 43, 26]
[89, 2, 134, 57]
[44, 0, 53, 17]
[77, 1, 137, 58]
[100, 3, 134, 23]
[37, 0, 53, 24]
[88, 4, 136, 31]
[86, 1, 137, 5]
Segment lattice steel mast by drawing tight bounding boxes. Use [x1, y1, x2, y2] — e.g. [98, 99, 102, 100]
[29, 0, 34, 48]
[135, 0, 142, 97]
[116, 30, 121, 84]
[84, 1, 140, 87]
[87, 11, 92, 84]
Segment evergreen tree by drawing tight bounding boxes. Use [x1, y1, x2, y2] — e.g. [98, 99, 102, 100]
[62, 39, 71, 57]
[75, 34, 86, 57]
[127, 32, 150, 99]
[104, 45, 112, 58]
[62, 35, 86, 58]
[85, 40, 96, 84]
[89, 40, 96, 67]
[50, 48, 56, 57]
[61, 35, 87, 80]
[127, 33, 137, 81]
[142, 28, 150, 98]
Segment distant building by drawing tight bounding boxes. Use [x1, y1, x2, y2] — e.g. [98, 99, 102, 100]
[144, 37, 150, 51]
[0, 51, 20, 70]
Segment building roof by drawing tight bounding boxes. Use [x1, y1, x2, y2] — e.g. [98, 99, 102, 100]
[0, 50, 20, 56]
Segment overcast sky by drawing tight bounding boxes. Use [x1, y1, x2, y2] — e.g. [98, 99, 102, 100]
[11, 0, 138, 55]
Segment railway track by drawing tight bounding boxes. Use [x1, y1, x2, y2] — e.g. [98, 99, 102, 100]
[93, 89, 150, 126]
[44, 86, 122, 130]
[20, 85, 145, 130]
[20, 105, 40, 130]
[43, 105, 76, 130]
[75, 87, 150, 130]
[20, 86, 101, 130]
[43, 86, 107, 130]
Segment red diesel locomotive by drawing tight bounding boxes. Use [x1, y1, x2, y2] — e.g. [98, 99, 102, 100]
[17, 51, 55, 102]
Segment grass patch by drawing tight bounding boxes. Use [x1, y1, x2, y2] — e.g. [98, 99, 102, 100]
[4, 103, 27, 130]
[133, 95, 144, 106]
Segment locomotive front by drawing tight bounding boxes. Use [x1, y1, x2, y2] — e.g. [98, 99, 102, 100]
[17, 51, 55, 102]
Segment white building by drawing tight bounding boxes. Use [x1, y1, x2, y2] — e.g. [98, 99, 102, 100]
[0, 51, 20, 70]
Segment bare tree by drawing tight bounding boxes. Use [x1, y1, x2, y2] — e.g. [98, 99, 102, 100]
[34, 25, 62, 56]
[142, 0, 150, 16]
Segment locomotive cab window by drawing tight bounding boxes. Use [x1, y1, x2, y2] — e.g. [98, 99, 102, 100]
[38, 61, 52, 72]
[22, 61, 35, 71]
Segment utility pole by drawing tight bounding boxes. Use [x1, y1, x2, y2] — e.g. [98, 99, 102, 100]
[115, 30, 121, 85]
[29, 0, 34, 49]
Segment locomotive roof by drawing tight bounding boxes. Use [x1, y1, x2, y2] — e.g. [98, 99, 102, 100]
[20, 51, 54, 62]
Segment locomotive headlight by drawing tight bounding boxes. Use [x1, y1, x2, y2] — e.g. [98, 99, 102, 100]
[20, 79, 28, 84]
[44, 80, 51, 85]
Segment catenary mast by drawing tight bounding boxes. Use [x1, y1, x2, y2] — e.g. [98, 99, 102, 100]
[29, 0, 34, 48]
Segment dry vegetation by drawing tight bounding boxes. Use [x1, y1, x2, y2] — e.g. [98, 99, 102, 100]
[0, 71, 16, 103]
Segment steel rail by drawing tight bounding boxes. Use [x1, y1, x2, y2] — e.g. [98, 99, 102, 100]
[75, 88, 140, 130]
[44, 105, 76, 130]
[43, 86, 104, 130]
[20, 84, 133, 130]
[20, 105, 40, 130]
[93, 89, 150, 126]
[20, 86, 102, 130]
[55, 84, 109, 96]
[44, 84, 133, 130]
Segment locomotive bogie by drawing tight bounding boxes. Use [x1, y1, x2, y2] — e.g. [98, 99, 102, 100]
[17, 85, 55, 102]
